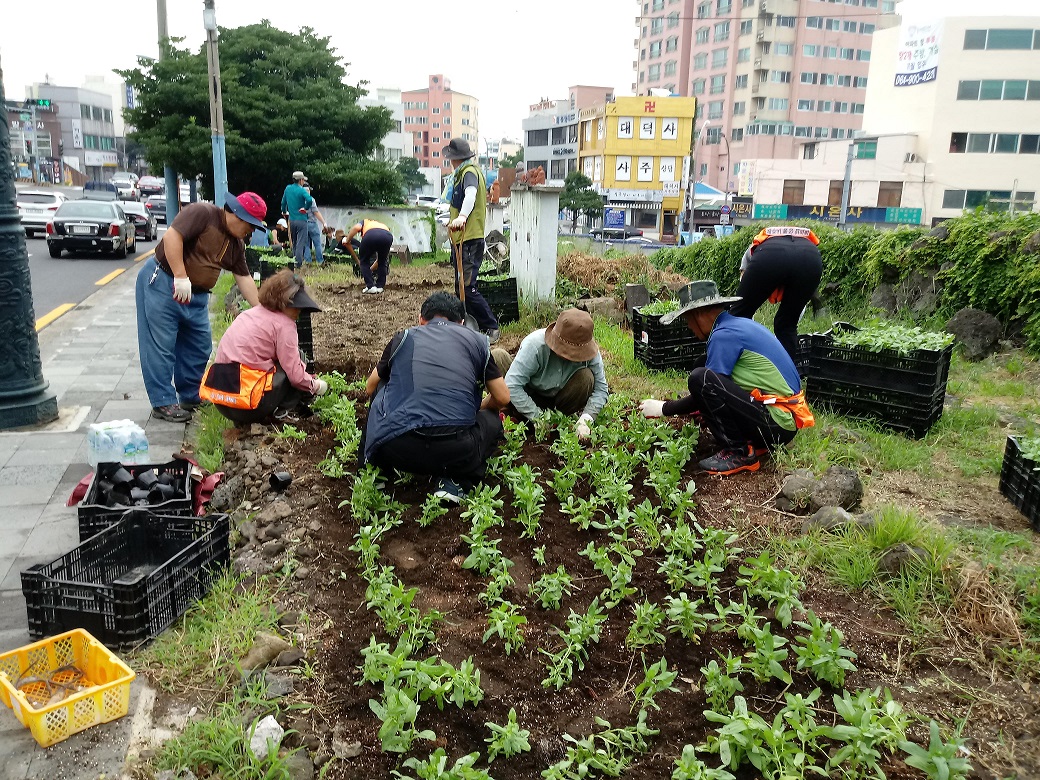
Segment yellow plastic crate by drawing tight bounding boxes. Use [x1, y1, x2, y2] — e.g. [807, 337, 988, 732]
[0, 628, 135, 747]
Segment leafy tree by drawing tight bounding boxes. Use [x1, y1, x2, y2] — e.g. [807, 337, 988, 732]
[560, 170, 604, 232]
[118, 22, 402, 217]
[500, 146, 524, 169]
[397, 157, 429, 193]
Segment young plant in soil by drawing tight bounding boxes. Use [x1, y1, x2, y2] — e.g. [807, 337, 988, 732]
[672, 744, 736, 780]
[898, 719, 973, 780]
[631, 655, 679, 712]
[393, 748, 492, 780]
[700, 653, 744, 712]
[626, 599, 668, 650]
[528, 565, 574, 610]
[543, 710, 659, 780]
[485, 708, 532, 763]
[793, 611, 859, 688]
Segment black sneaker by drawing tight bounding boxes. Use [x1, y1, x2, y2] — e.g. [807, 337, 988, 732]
[179, 399, 209, 412]
[433, 477, 464, 504]
[697, 445, 760, 476]
[152, 404, 192, 423]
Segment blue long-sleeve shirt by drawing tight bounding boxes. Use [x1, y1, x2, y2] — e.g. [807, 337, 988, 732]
[280, 183, 313, 223]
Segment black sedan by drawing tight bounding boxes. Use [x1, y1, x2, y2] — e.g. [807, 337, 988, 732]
[119, 200, 159, 241]
[144, 195, 167, 223]
[46, 201, 137, 258]
[589, 225, 644, 239]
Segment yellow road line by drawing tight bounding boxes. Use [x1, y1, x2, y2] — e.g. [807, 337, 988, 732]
[135, 247, 156, 263]
[36, 304, 76, 332]
[95, 268, 126, 286]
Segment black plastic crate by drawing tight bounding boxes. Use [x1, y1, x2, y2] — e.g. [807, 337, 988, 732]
[260, 258, 293, 281]
[794, 334, 811, 374]
[297, 310, 314, 365]
[805, 377, 945, 438]
[22, 510, 230, 649]
[808, 325, 952, 396]
[78, 460, 193, 542]
[632, 307, 706, 372]
[481, 277, 519, 325]
[999, 437, 1040, 531]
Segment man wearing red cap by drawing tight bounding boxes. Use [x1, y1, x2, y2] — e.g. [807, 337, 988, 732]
[136, 192, 267, 422]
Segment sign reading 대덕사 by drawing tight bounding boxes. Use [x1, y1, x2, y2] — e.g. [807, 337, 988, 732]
[894, 19, 943, 87]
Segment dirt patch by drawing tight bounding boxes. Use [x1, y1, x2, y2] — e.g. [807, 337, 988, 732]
[213, 264, 1038, 779]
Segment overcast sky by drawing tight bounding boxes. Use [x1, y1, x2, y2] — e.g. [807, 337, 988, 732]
[2, 0, 1037, 142]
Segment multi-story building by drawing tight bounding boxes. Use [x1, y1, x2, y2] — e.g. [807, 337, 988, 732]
[359, 88, 414, 164]
[634, 0, 898, 192]
[523, 86, 615, 183]
[27, 83, 118, 181]
[741, 14, 1040, 227]
[5, 100, 63, 183]
[479, 137, 522, 170]
[577, 95, 698, 239]
[402, 75, 479, 178]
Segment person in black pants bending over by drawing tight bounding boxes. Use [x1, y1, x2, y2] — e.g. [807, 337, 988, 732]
[729, 226, 823, 363]
[363, 292, 511, 503]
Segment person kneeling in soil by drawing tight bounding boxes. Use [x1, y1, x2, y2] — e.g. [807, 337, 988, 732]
[492, 308, 609, 441]
[638, 280, 814, 476]
[363, 292, 510, 503]
[202, 269, 329, 424]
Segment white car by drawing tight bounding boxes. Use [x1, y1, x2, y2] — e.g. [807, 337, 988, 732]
[17, 190, 67, 237]
[110, 173, 140, 201]
[415, 195, 440, 209]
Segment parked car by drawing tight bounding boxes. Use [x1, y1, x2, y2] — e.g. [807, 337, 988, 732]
[46, 200, 137, 258]
[110, 173, 140, 201]
[589, 226, 644, 239]
[415, 195, 440, 208]
[138, 176, 164, 196]
[82, 181, 120, 201]
[17, 190, 67, 238]
[119, 200, 159, 241]
[144, 194, 168, 223]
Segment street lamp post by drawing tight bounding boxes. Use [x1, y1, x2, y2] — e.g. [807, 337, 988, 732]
[203, 0, 228, 206]
[0, 58, 58, 429]
[157, 0, 179, 223]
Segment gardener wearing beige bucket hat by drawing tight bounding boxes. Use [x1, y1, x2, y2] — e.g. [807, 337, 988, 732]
[493, 308, 609, 441]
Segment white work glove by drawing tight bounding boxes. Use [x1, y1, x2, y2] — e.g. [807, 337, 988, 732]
[313, 378, 329, 396]
[639, 399, 666, 418]
[576, 413, 593, 441]
[172, 276, 192, 304]
[449, 215, 467, 232]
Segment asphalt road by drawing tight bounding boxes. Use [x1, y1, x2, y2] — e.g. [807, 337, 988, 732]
[23, 227, 165, 331]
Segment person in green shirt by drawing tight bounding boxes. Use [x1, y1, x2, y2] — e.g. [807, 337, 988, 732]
[444, 138, 500, 343]
[493, 309, 609, 441]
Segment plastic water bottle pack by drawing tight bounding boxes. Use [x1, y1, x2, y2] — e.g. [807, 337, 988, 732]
[86, 420, 151, 467]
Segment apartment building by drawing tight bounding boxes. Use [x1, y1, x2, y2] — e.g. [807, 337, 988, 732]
[577, 95, 698, 239]
[402, 75, 479, 177]
[359, 88, 414, 164]
[635, 0, 898, 192]
[743, 15, 1040, 226]
[522, 86, 615, 183]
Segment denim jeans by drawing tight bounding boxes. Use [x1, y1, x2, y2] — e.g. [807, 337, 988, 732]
[303, 220, 324, 265]
[135, 257, 212, 408]
[289, 220, 309, 268]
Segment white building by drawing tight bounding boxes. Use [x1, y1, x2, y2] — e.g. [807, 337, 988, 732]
[739, 14, 1040, 227]
[523, 86, 614, 184]
[359, 87, 413, 164]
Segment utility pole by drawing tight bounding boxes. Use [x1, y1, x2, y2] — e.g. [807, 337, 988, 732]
[0, 54, 59, 429]
[28, 101, 42, 184]
[204, 0, 228, 206]
[157, 0, 179, 222]
[837, 141, 855, 230]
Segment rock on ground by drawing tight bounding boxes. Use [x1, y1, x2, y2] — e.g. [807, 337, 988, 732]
[946, 307, 1002, 361]
[810, 466, 863, 513]
[239, 632, 293, 672]
[248, 715, 284, 761]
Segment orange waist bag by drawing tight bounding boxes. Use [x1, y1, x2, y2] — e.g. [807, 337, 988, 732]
[199, 362, 274, 410]
[750, 388, 815, 429]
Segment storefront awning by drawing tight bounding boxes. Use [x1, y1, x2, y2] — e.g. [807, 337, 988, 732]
[609, 201, 661, 210]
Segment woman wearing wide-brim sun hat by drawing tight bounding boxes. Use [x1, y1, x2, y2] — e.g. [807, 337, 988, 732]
[492, 308, 610, 441]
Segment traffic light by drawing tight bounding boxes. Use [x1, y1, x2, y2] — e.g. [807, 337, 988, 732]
[23, 99, 51, 108]
[25, 140, 32, 155]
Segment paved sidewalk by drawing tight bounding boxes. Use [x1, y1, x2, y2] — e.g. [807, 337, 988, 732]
[0, 261, 186, 777]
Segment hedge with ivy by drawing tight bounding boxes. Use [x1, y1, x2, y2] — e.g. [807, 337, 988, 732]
[652, 210, 1040, 352]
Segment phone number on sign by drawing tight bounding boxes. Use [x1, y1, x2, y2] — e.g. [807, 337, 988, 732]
[894, 68, 937, 87]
